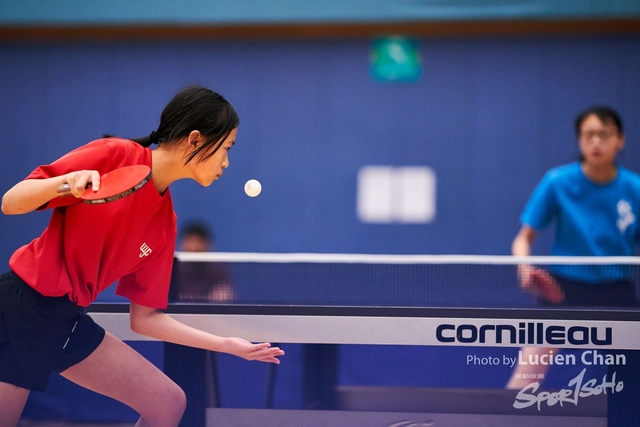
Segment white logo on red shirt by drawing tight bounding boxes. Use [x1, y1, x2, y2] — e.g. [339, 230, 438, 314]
[139, 243, 152, 258]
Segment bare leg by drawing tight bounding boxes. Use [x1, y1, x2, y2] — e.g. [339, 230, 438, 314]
[0, 382, 30, 427]
[60, 332, 186, 427]
[506, 346, 555, 389]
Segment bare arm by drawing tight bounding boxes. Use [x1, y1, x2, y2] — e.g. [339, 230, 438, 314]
[513, 225, 537, 289]
[512, 225, 536, 257]
[1, 170, 101, 215]
[512, 226, 564, 302]
[129, 302, 283, 363]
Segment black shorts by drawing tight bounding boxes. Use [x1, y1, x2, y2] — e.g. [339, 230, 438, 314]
[539, 274, 640, 308]
[0, 270, 105, 391]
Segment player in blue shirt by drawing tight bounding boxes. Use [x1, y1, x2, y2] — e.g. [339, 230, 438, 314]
[507, 105, 640, 389]
[514, 105, 639, 304]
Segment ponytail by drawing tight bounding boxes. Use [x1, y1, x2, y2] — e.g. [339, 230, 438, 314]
[131, 131, 161, 148]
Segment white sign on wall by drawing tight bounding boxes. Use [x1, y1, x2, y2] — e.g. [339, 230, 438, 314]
[357, 166, 436, 224]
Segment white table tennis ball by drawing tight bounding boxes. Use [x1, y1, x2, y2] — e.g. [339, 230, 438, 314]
[244, 179, 262, 197]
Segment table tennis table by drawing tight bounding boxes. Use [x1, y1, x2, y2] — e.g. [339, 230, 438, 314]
[88, 302, 640, 427]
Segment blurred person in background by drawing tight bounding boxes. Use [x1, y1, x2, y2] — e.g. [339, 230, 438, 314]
[171, 221, 234, 302]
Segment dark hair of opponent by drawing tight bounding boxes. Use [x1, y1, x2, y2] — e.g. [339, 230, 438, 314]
[574, 105, 623, 137]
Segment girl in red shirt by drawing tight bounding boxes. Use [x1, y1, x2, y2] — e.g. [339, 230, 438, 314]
[0, 85, 283, 427]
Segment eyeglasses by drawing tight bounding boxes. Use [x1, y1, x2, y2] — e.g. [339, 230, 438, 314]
[580, 130, 618, 141]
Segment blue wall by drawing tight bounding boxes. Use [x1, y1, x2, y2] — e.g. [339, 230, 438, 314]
[2, 36, 640, 264]
[2, 35, 640, 421]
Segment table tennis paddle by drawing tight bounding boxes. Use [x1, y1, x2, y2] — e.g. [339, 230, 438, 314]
[526, 267, 565, 304]
[57, 165, 152, 204]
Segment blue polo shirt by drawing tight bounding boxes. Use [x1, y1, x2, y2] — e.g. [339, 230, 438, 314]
[521, 162, 640, 282]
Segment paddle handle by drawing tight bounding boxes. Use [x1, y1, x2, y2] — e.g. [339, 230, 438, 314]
[57, 183, 91, 196]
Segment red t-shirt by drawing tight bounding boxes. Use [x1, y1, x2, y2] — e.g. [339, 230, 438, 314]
[9, 138, 177, 308]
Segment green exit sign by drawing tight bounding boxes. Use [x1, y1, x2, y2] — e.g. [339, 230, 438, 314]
[371, 37, 422, 83]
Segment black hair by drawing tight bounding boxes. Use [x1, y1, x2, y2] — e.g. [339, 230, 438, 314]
[181, 221, 213, 242]
[574, 105, 623, 137]
[132, 85, 239, 163]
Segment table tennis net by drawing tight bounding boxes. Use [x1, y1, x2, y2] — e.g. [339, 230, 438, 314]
[169, 253, 640, 309]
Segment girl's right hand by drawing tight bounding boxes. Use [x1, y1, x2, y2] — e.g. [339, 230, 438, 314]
[517, 265, 564, 303]
[63, 170, 101, 198]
